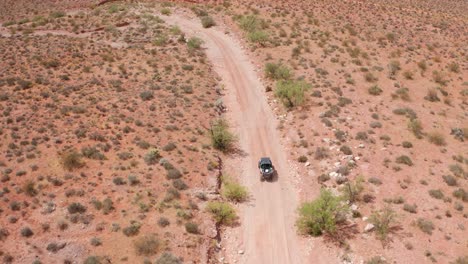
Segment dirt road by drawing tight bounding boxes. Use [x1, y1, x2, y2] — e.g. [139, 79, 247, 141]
[164, 13, 304, 264]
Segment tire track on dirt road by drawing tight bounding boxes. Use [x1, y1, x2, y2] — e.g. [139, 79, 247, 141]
[163, 13, 304, 264]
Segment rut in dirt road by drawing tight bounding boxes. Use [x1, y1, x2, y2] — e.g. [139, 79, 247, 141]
[163, 13, 304, 264]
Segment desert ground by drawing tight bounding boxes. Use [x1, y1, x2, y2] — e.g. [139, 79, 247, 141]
[0, 0, 466, 264]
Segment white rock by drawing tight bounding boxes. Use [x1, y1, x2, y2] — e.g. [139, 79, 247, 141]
[359, 144, 365, 148]
[362, 217, 368, 221]
[334, 162, 341, 167]
[238, 250, 244, 255]
[364, 223, 375, 232]
[354, 156, 360, 161]
[305, 162, 310, 167]
[350, 204, 359, 211]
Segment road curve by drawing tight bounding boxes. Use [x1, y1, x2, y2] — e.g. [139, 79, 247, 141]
[163, 13, 303, 264]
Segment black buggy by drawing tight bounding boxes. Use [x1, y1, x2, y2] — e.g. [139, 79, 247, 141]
[258, 157, 275, 181]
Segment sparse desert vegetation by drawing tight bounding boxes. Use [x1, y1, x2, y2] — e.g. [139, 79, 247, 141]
[0, 0, 466, 263]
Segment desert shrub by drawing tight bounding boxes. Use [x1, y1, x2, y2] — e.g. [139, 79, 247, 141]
[364, 72, 378, 82]
[297, 189, 348, 236]
[369, 121, 382, 128]
[452, 188, 468, 202]
[113, 177, 126, 185]
[140, 91, 154, 101]
[172, 179, 188, 190]
[161, 8, 171, 15]
[154, 35, 168, 46]
[340, 145, 352, 155]
[248, 31, 269, 45]
[403, 70, 414, 80]
[355, 131, 368, 140]
[144, 148, 161, 165]
[450, 256, 468, 264]
[340, 176, 364, 203]
[368, 177, 382, 186]
[163, 142, 177, 151]
[20, 227, 34, 237]
[158, 217, 170, 227]
[395, 155, 413, 166]
[23, 180, 38, 196]
[448, 62, 460, 73]
[449, 164, 465, 177]
[443, 175, 457, 186]
[408, 119, 423, 139]
[366, 256, 389, 264]
[102, 198, 114, 214]
[433, 71, 447, 85]
[206, 201, 236, 225]
[275, 80, 311, 108]
[403, 204, 417, 213]
[134, 234, 160, 256]
[428, 189, 444, 199]
[417, 218, 434, 235]
[298, 155, 308, 163]
[164, 188, 180, 202]
[210, 119, 236, 152]
[67, 203, 86, 214]
[222, 177, 248, 203]
[123, 222, 141, 237]
[166, 168, 182, 179]
[185, 222, 199, 234]
[90, 237, 102, 246]
[265, 62, 291, 80]
[314, 147, 329, 160]
[81, 147, 106, 160]
[84, 256, 102, 264]
[368, 85, 382, 95]
[187, 37, 203, 50]
[318, 174, 330, 183]
[428, 132, 446, 146]
[388, 60, 401, 78]
[369, 206, 398, 242]
[239, 15, 265, 32]
[424, 89, 440, 102]
[50, 11, 65, 18]
[402, 141, 413, 148]
[128, 175, 140, 186]
[0, 228, 9, 241]
[201, 16, 215, 28]
[156, 252, 182, 264]
[61, 150, 84, 171]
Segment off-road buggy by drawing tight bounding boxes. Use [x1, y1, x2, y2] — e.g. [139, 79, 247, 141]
[258, 157, 275, 181]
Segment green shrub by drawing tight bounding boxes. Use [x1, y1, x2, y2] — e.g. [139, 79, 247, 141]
[395, 155, 413, 166]
[134, 234, 160, 256]
[275, 80, 311, 108]
[452, 188, 468, 202]
[417, 218, 434, 235]
[297, 188, 348, 236]
[61, 150, 84, 171]
[341, 176, 364, 203]
[187, 37, 203, 50]
[166, 168, 182, 179]
[366, 256, 389, 264]
[238, 15, 265, 32]
[265, 62, 291, 80]
[201, 16, 215, 28]
[161, 8, 171, 15]
[81, 147, 106, 160]
[424, 88, 440, 102]
[222, 177, 248, 203]
[123, 222, 141, 237]
[185, 222, 199, 234]
[206, 201, 236, 225]
[368, 85, 382, 95]
[210, 119, 236, 152]
[339, 145, 352, 155]
[248, 31, 269, 45]
[369, 206, 398, 242]
[144, 148, 161, 165]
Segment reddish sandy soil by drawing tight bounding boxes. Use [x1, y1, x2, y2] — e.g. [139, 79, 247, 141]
[1, 1, 467, 264]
